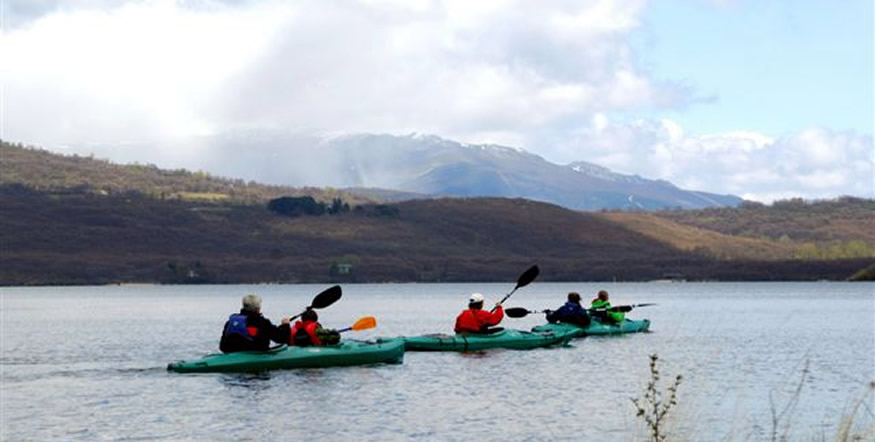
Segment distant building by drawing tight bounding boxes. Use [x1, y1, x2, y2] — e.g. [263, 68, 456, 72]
[662, 272, 686, 282]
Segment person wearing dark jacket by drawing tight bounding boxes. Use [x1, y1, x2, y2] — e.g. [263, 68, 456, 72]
[546, 292, 591, 327]
[219, 294, 289, 353]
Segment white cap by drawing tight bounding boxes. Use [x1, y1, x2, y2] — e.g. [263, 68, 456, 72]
[469, 293, 485, 303]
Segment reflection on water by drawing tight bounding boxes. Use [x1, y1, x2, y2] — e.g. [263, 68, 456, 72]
[1, 282, 873, 441]
[219, 372, 274, 388]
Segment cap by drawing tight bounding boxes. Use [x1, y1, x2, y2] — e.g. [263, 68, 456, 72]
[469, 293, 485, 303]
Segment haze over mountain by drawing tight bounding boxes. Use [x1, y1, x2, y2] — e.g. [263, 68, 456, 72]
[77, 131, 741, 211]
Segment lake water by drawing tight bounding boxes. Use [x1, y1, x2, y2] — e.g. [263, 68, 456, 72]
[1, 282, 873, 441]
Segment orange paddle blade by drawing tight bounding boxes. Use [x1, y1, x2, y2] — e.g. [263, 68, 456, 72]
[350, 316, 377, 331]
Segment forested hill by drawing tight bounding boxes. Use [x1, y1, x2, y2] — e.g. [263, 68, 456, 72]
[654, 198, 875, 243]
[1, 185, 869, 285]
[601, 198, 875, 262]
[0, 140, 381, 205]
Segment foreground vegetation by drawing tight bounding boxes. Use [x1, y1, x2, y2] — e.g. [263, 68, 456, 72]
[631, 355, 874, 442]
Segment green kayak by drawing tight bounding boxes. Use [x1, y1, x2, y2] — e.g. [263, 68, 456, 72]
[532, 318, 650, 336]
[402, 328, 575, 352]
[167, 339, 404, 373]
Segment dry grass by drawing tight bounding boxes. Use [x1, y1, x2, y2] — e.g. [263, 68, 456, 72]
[600, 212, 796, 260]
[834, 381, 875, 442]
[630, 357, 875, 442]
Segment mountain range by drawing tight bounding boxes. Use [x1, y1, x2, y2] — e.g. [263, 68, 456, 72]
[79, 131, 742, 211]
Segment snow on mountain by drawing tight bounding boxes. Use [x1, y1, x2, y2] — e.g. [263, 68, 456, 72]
[75, 130, 743, 210]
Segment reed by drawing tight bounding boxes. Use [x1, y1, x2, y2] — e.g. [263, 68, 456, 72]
[628, 354, 875, 442]
[833, 381, 875, 442]
[632, 354, 683, 442]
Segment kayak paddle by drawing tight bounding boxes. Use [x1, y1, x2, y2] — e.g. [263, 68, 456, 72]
[590, 303, 658, 313]
[505, 307, 547, 318]
[290, 285, 342, 320]
[507, 303, 658, 318]
[492, 265, 539, 312]
[337, 316, 377, 333]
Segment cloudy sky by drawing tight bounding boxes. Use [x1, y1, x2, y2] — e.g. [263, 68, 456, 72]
[1, 0, 872, 202]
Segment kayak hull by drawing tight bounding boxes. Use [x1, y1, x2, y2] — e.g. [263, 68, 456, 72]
[532, 318, 650, 336]
[167, 339, 404, 373]
[402, 328, 575, 352]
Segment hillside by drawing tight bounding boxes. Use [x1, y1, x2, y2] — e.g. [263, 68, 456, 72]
[1, 184, 869, 285]
[597, 212, 798, 261]
[0, 140, 381, 205]
[647, 199, 875, 260]
[653, 198, 875, 242]
[600, 198, 875, 261]
[1, 140, 872, 285]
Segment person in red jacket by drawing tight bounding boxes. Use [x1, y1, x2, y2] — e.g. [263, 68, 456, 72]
[288, 308, 340, 346]
[454, 293, 504, 334]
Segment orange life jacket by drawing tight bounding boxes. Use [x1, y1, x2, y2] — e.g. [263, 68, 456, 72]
[290, 320, 322, 346]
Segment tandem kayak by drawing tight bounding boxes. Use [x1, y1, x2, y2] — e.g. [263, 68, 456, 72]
[167, 339, 404, 373]
[532, 318, 650, 337]
[402, 328, 576, 352]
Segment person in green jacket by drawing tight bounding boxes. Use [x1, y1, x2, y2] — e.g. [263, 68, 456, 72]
[590, 290, 625, 324]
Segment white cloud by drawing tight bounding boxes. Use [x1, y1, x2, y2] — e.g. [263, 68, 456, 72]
[566, 119, 874, 202]
[1, 0, 871, 202]
[2, 0, 290, 143]
[2, 0, 687, 146]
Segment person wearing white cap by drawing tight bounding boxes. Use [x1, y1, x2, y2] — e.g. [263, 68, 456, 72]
[220, 293, 290, 353]
[454, 292, 504, 334]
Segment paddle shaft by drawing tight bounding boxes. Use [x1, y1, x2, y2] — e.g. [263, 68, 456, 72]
[492, 265, 540, 312]
[507, 303, 656, 318]
[590, 303, 657, 313]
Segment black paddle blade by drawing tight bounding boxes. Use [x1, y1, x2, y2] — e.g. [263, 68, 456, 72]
[310, 285, 342, 309]
[515, 265, 540, 289]
[505, 307, 532, 318]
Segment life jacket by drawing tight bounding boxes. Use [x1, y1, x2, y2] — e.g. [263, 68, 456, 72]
[590, 299, 623, 323]
[591, 299, 611, 310]
[549, 302, 591, 326]
[224, 313, 259, 341]
[290, 320, 322, 346]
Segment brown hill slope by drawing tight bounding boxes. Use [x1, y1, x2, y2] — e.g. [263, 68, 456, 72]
[598, 212, 798, 260]
[1, 185, 868, 285]
[624, 198, 875, 261]
[0, 140, 376, 205]
[654, 198, 875, 243]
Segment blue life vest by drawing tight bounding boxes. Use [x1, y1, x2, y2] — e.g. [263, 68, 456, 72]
[224, 313, 254, 341]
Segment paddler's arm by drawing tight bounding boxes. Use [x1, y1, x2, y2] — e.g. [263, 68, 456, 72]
[269, 316, 292, 345]
[490, 303, 504, 324]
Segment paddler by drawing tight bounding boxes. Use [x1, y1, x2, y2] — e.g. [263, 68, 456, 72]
[590, 290, 624, 324]
[454, 292, 504, 334]
[287, 308, 340, 346]
[220, 294, 290, 353]
[546, 292, 591, 327]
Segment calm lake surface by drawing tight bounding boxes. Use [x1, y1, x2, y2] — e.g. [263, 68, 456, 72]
[1, 282, 873, 441]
